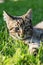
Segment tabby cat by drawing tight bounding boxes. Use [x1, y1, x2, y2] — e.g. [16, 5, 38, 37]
[3, 9, 43, 56]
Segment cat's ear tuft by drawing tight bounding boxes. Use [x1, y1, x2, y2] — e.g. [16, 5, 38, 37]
[3, 11, 7, 21]
[25, 9, 32, 20]
[3, 11, 14, 29]
[3, 11, 12, 22]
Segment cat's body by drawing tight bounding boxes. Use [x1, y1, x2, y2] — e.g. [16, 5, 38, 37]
[3, 9, 43, 55]
[22, 21, 43, 45]
[33, 22, 43, 42]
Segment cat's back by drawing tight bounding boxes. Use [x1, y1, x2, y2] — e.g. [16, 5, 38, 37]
[33, 21, 43, 40]
[34, 21, 43, 29]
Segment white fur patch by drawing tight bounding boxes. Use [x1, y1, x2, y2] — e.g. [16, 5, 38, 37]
[34, 21, 43, 29]
[3, 11, 8, 21]
[29, 43, 40, 54]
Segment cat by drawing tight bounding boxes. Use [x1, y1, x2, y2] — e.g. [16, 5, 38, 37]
[3, 9, 43, 56]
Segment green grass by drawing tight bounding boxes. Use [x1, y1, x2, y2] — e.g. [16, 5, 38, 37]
[0, 0, 43, 65]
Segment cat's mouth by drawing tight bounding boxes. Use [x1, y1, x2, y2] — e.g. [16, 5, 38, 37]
[15, 33, 32, 40]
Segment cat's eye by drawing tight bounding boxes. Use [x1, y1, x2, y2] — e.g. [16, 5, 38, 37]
[15, 27, 19, 32]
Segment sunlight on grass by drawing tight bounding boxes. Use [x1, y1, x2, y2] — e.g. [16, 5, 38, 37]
[0, 0, 4, 3]
[13, 0, 18, 1]
[10, 0, 24, 2]
[0, 0, 43, 65]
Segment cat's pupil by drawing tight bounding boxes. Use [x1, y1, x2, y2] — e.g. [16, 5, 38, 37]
[15, 27, 19, 32]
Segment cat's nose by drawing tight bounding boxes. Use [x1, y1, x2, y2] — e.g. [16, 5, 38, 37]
[22, 29, 26, 34]
[18, 29, 24, 36]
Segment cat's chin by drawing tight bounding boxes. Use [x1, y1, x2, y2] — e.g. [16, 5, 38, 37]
[10, 34, 24, 40]
[10, 33, 31, 40]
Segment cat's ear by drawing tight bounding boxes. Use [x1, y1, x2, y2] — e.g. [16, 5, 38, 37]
[3, 11, 15, 29]
[22, 9, 32, 20]
[3, 11, 13, 23]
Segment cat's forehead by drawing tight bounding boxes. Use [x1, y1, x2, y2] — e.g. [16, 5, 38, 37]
[14, 18, 23, 24]
[10, 19, 23, 28]
[13, 20, 21, 25]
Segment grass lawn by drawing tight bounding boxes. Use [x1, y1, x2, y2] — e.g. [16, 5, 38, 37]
[0, 0, 43, 65]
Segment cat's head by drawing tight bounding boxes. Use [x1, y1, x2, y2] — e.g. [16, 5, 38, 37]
[3, 9, 33, 40]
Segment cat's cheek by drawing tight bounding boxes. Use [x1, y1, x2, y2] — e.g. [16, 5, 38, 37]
[9, 29, 16, 36]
